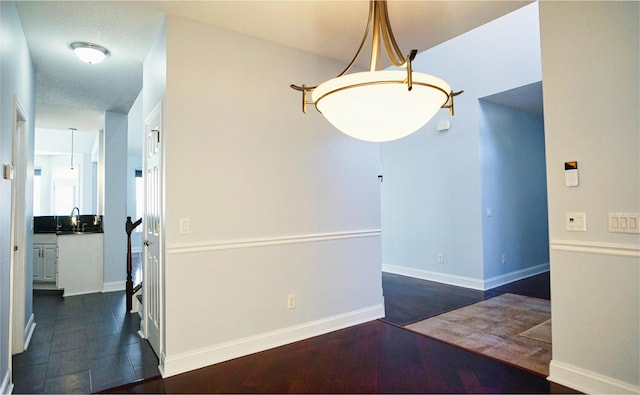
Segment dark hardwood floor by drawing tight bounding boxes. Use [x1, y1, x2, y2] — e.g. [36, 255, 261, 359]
[381, 272, 501, 326]
[106, 271, 579, 394]
[106, 319, 575, 394]
[491, 271, 551, 300]
[381, 271, 551, 326]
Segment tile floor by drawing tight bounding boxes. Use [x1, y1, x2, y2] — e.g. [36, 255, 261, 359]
[406, 292, 552, 376]
[12, 290, 160, 394]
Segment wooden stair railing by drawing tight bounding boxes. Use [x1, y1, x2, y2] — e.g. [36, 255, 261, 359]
[126, 216, 142, 313]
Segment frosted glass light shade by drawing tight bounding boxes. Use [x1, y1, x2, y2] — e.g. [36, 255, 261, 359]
[71, 42, 110, 64]
[312, 71, 451, 142]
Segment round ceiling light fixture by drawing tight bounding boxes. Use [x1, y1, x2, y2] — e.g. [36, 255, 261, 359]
[70, 42, 110, 64]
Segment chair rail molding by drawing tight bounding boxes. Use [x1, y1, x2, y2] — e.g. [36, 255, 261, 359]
[550, 240, 640, 257]
[167, 229, 382, 255]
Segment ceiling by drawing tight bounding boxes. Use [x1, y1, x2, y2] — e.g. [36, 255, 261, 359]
[16, 0, 536, 144]
[482, 81, 544, 116]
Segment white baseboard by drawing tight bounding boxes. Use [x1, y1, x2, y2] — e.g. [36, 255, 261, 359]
[161, 304, 385, 378]
[382, 263, 549, 291]
[382, 264, 485, 289]
[549, 360, 640, 394]
[0, 369, 12, 395]
[102, 281, 125, 293]
[23, 313, 36, 350]
[483, 263, 549, 289]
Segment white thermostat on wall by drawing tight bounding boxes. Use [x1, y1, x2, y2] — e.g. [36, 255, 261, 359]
[564, 161, 578, 187]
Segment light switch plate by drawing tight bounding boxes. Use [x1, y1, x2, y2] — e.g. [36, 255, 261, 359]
[608, 213, 640, 234]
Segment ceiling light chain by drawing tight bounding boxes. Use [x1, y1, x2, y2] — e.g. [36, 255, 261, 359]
[291, 0, 463, 142]
[69, 128, 76, 170]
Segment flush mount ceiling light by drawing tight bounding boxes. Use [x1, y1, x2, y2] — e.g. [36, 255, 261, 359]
[291, 0, 462, 142]
[70, 42, 110, 64]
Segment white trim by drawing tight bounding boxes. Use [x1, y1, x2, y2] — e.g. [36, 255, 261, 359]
[383, 263, 550, 291]
[550, 240, 640, 257]
[160, 304, 385, 378]
[382, 264, 485, 290]
[167, 229, 382, 255]
[23, 313, 35, 350]
[483, 263, 549, 289]
[63, 289, 102, 297]
[102, 281, 125, 293]
[549, 360, 640, 394]
[0, 369, 12, 395]
[158, 352, 167, 377]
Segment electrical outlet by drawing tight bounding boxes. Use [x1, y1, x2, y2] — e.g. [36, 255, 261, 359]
[179, 218, 190, 234]
[437, 253, 444, 264]
[287, 293, 296, 309]
[501, 254, 506, 264]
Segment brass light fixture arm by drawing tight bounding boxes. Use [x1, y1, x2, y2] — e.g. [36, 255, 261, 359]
[289, 0, 376, 97]
[289, 84, 314, 114]
[378, 0, 406, 68]
[290, 1, 411, 112]
[290, 0, 464, 117]
[443, 90, 464, 116]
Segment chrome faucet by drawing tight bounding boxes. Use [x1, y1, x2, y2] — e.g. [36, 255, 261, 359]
[70, 207, 80, 231]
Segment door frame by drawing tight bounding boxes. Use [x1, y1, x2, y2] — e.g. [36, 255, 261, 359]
[9, 95, 31, 360]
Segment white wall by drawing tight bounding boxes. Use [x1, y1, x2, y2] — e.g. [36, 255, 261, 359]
[381, 3, 542, 289]
[539, 2, 639, 393]
[127, 90, 142, 219]
[102, 111, 128, 291]
[0, 1, 35, 392]
[127, 91, 143, 251]
[158, 14, 383, 376]
[479, 101, 548, 283]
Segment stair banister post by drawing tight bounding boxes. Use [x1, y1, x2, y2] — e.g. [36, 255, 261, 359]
[125, 216, 143, 313]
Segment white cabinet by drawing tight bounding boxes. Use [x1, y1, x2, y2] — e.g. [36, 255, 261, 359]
[57, 233, 104, 297]
[33, 232, 104, 295]
[33, 235, 58, 283]
[32, 246, 43, 282]
[42, 245, 57, 281]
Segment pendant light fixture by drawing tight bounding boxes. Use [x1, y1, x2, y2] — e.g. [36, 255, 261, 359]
[69, 128, 76, 170]
[291, 0, 462, 142]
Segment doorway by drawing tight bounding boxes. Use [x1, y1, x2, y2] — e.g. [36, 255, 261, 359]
[10, 95, 33, 357]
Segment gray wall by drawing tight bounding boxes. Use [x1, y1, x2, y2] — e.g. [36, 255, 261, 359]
[103, 111, 128, 289]
[540, 1, 639, 392]
[158, 14, 383, 376]
[0, 0, 35, 390]
[381, 3, 543, 289]
[479, 100, 548, 282]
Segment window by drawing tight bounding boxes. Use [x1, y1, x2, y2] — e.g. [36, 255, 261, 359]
[33, 168, 42, 216]
[53, 167, 79, 215]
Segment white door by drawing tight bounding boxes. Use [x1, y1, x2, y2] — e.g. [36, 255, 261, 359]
[10, 96, 28, 355]
[142, 102, 163, 358]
